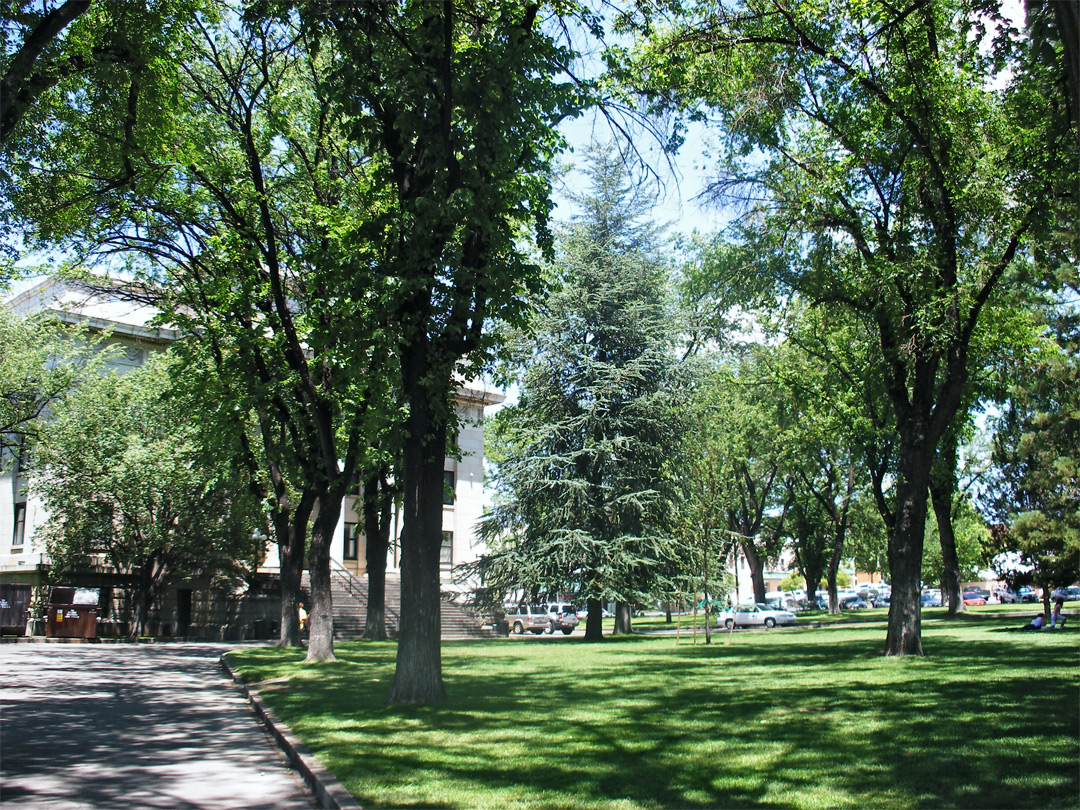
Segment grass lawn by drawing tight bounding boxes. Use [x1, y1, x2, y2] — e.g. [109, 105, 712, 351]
[226, 615, 1079, 809]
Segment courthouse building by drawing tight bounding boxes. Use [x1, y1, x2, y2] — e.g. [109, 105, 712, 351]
[0, 276, 501, 637]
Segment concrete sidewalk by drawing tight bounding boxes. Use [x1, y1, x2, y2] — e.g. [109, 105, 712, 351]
[1, 643, 316, 809]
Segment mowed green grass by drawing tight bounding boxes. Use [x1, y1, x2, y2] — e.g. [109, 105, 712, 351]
[226, 616, 1079, 810]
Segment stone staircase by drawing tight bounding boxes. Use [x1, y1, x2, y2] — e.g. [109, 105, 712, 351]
[301, 564, 498, 641]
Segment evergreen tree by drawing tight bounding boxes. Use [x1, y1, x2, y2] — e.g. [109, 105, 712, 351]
[476, 147, 684, 640]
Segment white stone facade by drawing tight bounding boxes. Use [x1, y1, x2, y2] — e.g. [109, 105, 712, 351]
[327, 383, 501, 585]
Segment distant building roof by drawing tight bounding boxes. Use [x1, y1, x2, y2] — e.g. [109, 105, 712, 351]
[5, 275, 177, 344]
[7, 275, 507, 407]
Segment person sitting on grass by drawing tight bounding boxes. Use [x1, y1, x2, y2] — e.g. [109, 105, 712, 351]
[1051, 598, 1066, 629]
[1020, 613, 1045, 632]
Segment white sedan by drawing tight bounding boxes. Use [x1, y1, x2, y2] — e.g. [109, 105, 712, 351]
[719, 604, 797, 630]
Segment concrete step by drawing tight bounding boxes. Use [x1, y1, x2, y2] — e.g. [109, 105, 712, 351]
[302, 569, 495, 641]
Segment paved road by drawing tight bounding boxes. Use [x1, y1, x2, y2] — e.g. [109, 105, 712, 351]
[1, 643, 315, 810]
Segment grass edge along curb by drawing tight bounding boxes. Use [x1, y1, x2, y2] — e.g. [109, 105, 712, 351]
[220, 653, 363, 810]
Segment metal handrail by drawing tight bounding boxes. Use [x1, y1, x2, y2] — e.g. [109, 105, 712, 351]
[328, 557, 400, 625]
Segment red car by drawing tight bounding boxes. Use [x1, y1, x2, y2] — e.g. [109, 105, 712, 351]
[962, 593, 987, 606]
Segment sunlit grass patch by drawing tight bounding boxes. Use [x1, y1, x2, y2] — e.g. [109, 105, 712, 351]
[226, 619, 1079, 809]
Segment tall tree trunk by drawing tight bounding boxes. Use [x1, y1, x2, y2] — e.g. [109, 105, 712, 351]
[584, 595, 604, 641]
[388, 351, 447, 704]
[741, 542, 767, 604]
[930, 480, 964, 615]
[884, 438, 934, 656]
[306, 490, 344, 663]
[132, 550, 168, 638]
[364, 469, 393, 640]
[826, 565, 840, 614]
[826, 519, 848, 615]
[278, 490, 315, 647]
[613, 601, 632, 634]
[930, 431, 965, 615]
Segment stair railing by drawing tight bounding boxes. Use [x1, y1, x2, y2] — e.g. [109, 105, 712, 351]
[328, 556, 364, 601]
[329, 557, 401, 627]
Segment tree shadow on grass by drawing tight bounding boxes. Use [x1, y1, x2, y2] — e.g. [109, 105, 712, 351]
[241, 625, 1079, 809]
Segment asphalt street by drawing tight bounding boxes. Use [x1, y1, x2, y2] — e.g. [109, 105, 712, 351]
[1, 642, 315, 810]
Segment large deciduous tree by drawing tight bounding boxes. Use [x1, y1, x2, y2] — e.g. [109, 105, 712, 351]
[7, 9, 401, 660]
[301, 2, 588, 701]
[635, 0, 1077, 654]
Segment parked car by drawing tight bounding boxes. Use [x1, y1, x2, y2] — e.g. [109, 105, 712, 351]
[765, 591, 789, 609]
[719, 604, 797, 629]
[873, 594, 891, 608]
[504, 604, 551, 635]
[962, 593, 987, 606]
[920, 590, 942, 607]
[841, 596, 869, 610]
[1018, 586, 1039, 603]
[575, 606, 614, 620]
[964, 587, 991, 600]
[543, 602, 580, 634]
[1051, 585, 1080, 601]
[998, 587, 1019, 604]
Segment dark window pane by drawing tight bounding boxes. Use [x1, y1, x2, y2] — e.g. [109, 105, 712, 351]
[344, 523, 359, 560]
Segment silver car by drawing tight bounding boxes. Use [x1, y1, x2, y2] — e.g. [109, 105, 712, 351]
[719, 604, 797, 629]
[543, 602, 580, 635]
[504, 604, 550, 635]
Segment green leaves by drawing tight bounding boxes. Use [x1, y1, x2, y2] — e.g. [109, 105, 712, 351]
[33, 352, 262, 588]
[0, 305, 112, 462]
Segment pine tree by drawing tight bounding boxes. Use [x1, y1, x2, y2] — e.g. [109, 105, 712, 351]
[477, 147, 685, 640]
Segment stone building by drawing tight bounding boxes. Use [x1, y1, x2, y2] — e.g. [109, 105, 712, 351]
[0, 276, 502, 638]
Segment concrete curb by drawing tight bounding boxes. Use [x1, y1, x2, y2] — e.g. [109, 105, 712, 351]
[220, 655, 363, 810]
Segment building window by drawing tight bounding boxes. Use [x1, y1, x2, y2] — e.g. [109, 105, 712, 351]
[440, 531, 453, 567]
[443, 470, 456, 506]
[343, 522, 359, 561]
[347, 472, 361, 497]
[12, 503, 26, 549]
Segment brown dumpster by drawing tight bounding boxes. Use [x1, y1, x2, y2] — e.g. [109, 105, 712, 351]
[46, 587, 99, 639]
[0, 584, 32, 635]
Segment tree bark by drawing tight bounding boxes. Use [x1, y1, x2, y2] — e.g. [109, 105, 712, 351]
[930, 431, 965, 615]
[387, 349, 447, 704]
[584, 595, 604, 641]
[132, 549, 168, 638]
[306, 489, 344, 663]
[613, 601, 633, 635]
[930, 479, 964, 615]
[363, 469, 394, 640]
[278, 490, 314, 647]
[741, 542, 767, 604]
[884, 438, 934, 656]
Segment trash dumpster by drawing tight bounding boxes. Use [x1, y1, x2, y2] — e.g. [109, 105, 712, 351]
[0, 584, 32, 635]
[46, 587, 99, 639]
